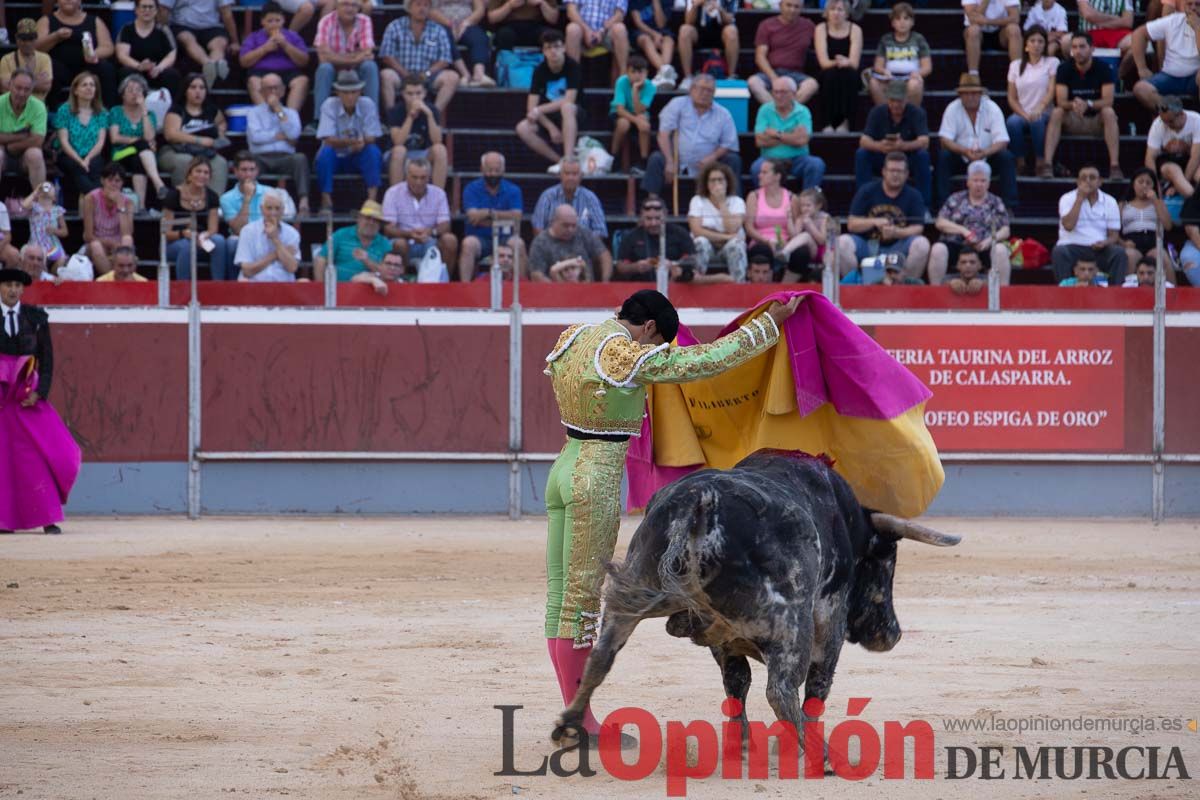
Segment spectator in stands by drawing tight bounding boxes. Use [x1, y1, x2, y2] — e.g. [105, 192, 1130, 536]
[96, 246, 147, 282]
[0, 70, 48, 193]
[382, 156, 458, 268]
[1052, 163, 1125, 282]
[867, 4, 931, 107]
[158, 0, 239, 90]
[1058, 255, 1105, 286]
[747, 0, 818, 107]
[532, 156, 607, 237]
[946, 248, 985, 295]
[937, 73, 1017, 210]
[240, 2, 311, 112]
[927, 160, 1011, 286]
[1122, 255, 1175, 287]
[161, 74, 231, 195]
[314, 0, 380, 112]
[488, 242, 520, 280]
[18, 243, 58, 283]
[565, 0, 630, 77]
[689, 160, 747, 282]
[221, 152, 299, 239]
[0, 205, 17, 268]
[21, 182, 67, 275]
[459, 151, 525, 281]
[836, 151, 930, 280]
[164, 157, 234, 280]
[53, 72, 107, 196]
[1146, 95, 1200, 198]
[813, 0, 861, 134]
[1132, 5, 1200, 112]
[1006, 25, 1058, 178]
[380, 0, 460, 114]
[529, 203, 612, 281]
[1024, 0, 1069, 58]
[109, 74, 169, 209]
[610, 55, 655, 174]
[314, 200, 395, 283]
[346, 249, 408, 294]
[678, 0, 739, 92]
[962, 0, 1021, 78]
[233, 191, 300, 282]
[744, 159, 812, 280]
[780, 187, 830, 283]
[315, 69, 384, 212]
[488, 0, 561, 52]
[1043, 33, 1121, 180]
[614, 194, 697, 281]
[855, 80, 931, 208]
[387, 74, 448, 187]
[82, 163, 136, 276]
[627, 0, 676, 89]
[516, 29, 583, 168]
[116, 0, 182, 102]
[641, 73, 740, 199]
[1171, 176, 1200, 283]
[432, 0, 497, 88]
[1076, 0, 1133, 58]
[245, 74, 309, 214]
[746, 253, 774, 284]
[1120, 167, 1173, 278]
[37, 0, 117, 106]
[1, 19, 53, 103]
[751, 76, 824, 191]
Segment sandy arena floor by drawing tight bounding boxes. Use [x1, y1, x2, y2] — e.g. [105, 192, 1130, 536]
[1, 516, 1198, 799]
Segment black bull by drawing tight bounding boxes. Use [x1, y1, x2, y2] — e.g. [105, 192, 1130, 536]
[554, 450, 960, 744]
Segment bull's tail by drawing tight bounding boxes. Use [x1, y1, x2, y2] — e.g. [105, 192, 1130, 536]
[658, 487, 721, 603]
[603, 487, 722, 619]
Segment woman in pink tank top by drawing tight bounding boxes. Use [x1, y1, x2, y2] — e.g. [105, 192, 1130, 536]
[744, 159, 820, 281]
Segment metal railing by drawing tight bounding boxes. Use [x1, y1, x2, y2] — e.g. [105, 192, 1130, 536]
[146, 214, 1188, 521]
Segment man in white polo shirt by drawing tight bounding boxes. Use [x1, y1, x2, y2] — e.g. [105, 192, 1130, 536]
[1052, 163, 1124, 282]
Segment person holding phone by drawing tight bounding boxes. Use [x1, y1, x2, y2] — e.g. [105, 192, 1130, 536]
[854, 78, 932, 209]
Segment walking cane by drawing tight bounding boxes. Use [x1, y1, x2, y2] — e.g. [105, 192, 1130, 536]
[672, 134, 679, 216]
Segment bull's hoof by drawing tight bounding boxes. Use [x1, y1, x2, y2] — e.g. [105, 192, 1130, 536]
[551, 711, 585, 745]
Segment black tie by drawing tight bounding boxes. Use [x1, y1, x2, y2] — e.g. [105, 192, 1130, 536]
[5, 310, 15, 338]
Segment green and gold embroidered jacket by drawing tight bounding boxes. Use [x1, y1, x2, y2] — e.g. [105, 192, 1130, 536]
[545, 315, 781, 437]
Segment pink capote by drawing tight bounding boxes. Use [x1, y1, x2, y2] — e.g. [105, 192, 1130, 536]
[625, 291, 933, 510]
[0, 354, 82, 530]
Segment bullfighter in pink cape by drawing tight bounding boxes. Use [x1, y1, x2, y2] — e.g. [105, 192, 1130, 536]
[0, 267, 81, 534]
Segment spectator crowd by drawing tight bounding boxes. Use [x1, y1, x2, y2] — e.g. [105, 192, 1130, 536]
[2, 0, 1198, 290]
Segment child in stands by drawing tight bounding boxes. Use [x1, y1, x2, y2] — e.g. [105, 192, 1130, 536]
[610, 54, 655, 176]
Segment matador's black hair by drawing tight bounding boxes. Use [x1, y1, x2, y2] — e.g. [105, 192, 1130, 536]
[618, 290, 679, 344]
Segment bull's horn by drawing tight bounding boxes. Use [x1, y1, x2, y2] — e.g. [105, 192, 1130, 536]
[871, 513, 962, 547]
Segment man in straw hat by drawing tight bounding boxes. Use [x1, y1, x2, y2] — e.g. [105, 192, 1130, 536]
[936, 72, 1018, 210]
[313, 199, 399, 284]
[0, 266, 81, 535]
[315, 69, 384, 213]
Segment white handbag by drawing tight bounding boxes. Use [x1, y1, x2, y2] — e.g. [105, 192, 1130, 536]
[60, 247, 95, 282]
[416, 246, 449, 283]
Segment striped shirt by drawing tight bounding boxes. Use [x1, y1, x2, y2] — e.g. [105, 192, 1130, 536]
[379, 17, 454, 71]
[1077, 0, 1131, 34]
[314, 12, 375, 54]
[532, 185, 608, 237]
[565, 0, 627, 32]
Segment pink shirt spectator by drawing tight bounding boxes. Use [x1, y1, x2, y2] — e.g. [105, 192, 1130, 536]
[314, 12, 375, 55]
[754, 16, 815, 74]
[381, 181, 451, 233]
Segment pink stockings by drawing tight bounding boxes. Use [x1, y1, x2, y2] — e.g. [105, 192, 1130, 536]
[547, 637, 600, 734]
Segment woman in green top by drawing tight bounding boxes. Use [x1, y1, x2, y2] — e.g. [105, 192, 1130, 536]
[54, 70, 107, 195]
[107, 73, 168, 210]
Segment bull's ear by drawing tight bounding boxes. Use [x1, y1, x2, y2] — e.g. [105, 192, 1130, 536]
[870, 513, 962, 547]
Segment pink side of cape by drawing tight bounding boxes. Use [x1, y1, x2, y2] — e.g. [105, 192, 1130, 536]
[625, 290, 932, 510]
[0, 355, 82, 530]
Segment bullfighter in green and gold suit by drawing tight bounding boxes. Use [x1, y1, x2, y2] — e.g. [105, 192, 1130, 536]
[542, 290, 799, 741]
